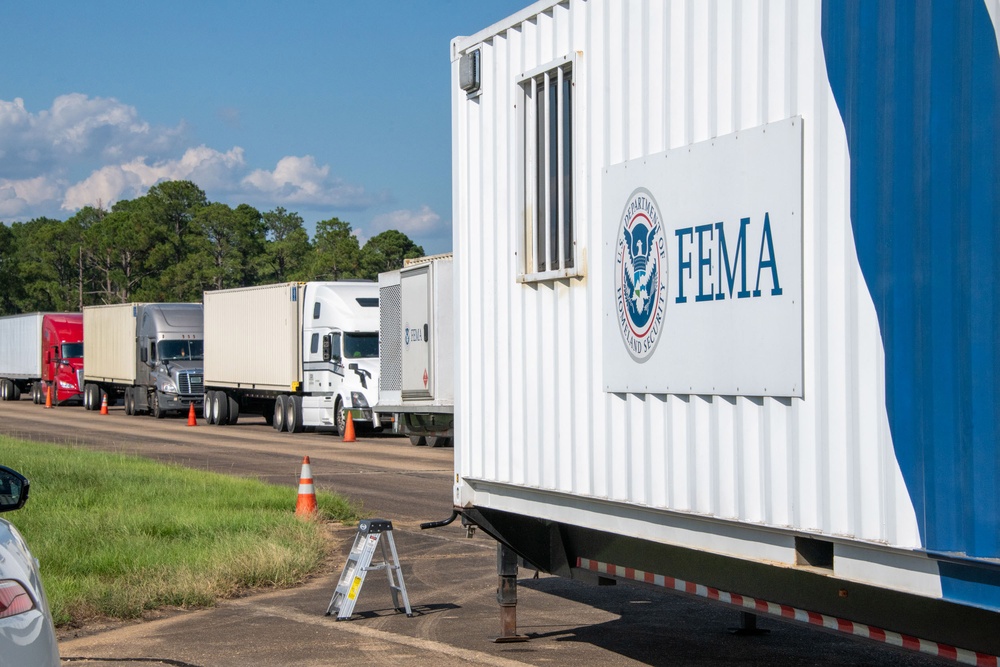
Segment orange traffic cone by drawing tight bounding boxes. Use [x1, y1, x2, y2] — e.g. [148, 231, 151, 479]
[295, 456, 317, 516]
[342, 411, 356, 442]
[186, 403, 197, 426]
[44, 385, 53, 409]
[99, 393, 108, 415]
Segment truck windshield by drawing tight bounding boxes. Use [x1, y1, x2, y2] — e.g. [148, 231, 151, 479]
[344, 333, 378, 359]
[157, 340, 204, 361]
[61, 343, 83, 359]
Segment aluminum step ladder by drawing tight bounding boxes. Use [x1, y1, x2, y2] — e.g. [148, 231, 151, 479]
[326, 518, 413, 620]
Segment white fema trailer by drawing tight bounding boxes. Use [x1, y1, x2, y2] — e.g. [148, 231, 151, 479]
[377, 254, 455, 447]
[202, 281, 391, 434]
[447, 0, 1000, 659]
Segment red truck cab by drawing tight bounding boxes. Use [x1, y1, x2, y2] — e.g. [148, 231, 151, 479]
[39, 314, 83, 405]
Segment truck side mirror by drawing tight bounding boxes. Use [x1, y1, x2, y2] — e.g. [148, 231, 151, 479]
[140, 347, 148, 363]
[0, 466, 29, 513]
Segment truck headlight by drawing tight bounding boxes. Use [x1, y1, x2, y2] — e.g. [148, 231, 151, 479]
[58, 380, 76, 389]
[160, 379, 177, 394]
[350, 392, 369, 408]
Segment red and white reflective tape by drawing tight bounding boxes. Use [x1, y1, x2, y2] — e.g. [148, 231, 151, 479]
[576, 557, 999, 666]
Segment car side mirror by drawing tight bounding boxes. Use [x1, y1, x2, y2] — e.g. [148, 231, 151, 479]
[0, 466, 29, 513]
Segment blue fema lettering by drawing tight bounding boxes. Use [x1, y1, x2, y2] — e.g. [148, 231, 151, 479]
[674, 213, 782, 303]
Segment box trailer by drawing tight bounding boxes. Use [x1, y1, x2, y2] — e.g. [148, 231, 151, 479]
[202, 281, 392, 433]
[82, 303, 204, 417]
[0, 313, 45, 401]
[449, 0, 1000, 660]
[378, 254, 455, 446]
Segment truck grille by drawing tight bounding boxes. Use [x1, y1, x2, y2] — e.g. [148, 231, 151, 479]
[177, 372, 204, 396]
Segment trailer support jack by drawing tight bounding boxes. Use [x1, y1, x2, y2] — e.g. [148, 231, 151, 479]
[495, 543, 529, 643]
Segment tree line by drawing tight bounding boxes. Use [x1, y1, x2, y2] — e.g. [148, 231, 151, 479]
[0, 180, 425, 315]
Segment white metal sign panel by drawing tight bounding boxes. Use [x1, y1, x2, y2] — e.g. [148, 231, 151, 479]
[603, 118, 803, 397]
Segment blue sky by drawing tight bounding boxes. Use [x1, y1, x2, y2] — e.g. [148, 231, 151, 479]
[0, 1, 529, 255]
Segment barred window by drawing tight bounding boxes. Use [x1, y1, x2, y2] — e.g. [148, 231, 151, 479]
[521, 56, 577, 280]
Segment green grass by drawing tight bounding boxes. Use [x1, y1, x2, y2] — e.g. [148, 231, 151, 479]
[0, 435, 360, 626]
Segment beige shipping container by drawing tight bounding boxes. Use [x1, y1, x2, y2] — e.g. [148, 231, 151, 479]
[203, 282, 303, 391]
[82, 304, 140, 384]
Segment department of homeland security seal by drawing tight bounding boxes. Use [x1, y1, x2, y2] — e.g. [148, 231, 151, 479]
[615, 188, 668, 362]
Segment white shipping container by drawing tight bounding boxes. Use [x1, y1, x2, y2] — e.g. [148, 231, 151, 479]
[0, 313, 44, 379]
[204, 282, 303, 391]
[379, 255, 455, 410]
[451, 0, 1000, 656]
[83, 304, 140, 384]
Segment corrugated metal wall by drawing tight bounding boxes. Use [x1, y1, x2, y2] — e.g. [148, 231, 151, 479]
[0, 313, 44, 378]
[204, 282, 302, 390]
[82, 304, 139, 383]
[453, 0, 924, 551]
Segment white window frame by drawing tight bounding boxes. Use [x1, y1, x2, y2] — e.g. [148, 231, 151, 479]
[517, 53, 581, 283]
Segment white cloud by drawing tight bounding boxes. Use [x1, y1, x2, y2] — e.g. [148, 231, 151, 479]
[61, 146, 245, 211]
[242, 155, 372, 208]
[0, 94, 184, 180]
[369, 205, 443, 235]
[0, 94, 377, 221]
[0, 175, 65, 217]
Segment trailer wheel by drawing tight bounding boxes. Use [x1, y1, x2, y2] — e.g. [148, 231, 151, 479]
[409, 435, 427, 446]
[10, 384, 20, 401]
[286, 395, 304, 434]
[273, 395, 288, 432]
[86, 384, 99, 410]
[226, 394, 240, 425]
[212, 391, 229, 426]
[0, 380, 10, 401]
[427, 436, 452, 448]
[204, 392, 217, 425]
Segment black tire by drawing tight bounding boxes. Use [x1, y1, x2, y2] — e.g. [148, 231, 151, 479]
[82, 384, 91, 410]
[427, 436, 453, 448]
[273, 395, 288, 432]
[286, 395, 304, 433]
[409, 435, 427, 446]
[11, 385, 20, 401]
[205, 391, 217, 425]
[31, 384, 39, 404]
[124, 388, 132, 415]
[86, 384, 99, 411]
[335, 397, 346, 436]
[226, 394, 240, 425]
[0, 379, 10, 401]
[151, 392, 165, 419]
[212, 391, 229, 426]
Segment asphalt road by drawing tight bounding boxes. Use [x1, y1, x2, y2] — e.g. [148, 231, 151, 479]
[0, 398, 949, 666]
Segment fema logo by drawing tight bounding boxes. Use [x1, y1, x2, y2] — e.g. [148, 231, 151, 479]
[404, 322, 410, 347]
[615, 188, 668, 361]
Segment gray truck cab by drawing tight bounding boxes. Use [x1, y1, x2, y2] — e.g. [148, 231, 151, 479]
[132, 303, 204, 418]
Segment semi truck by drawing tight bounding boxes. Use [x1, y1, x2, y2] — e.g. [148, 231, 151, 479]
[448, 0, 1000, 660]
[202, 281, 392, 434]
[82, 303, 204, 417]
[0, 312, 84, 405]
[378, 254, 455, 446]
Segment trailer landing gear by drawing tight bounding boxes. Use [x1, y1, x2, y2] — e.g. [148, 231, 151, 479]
[495, 543, 529, 643]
